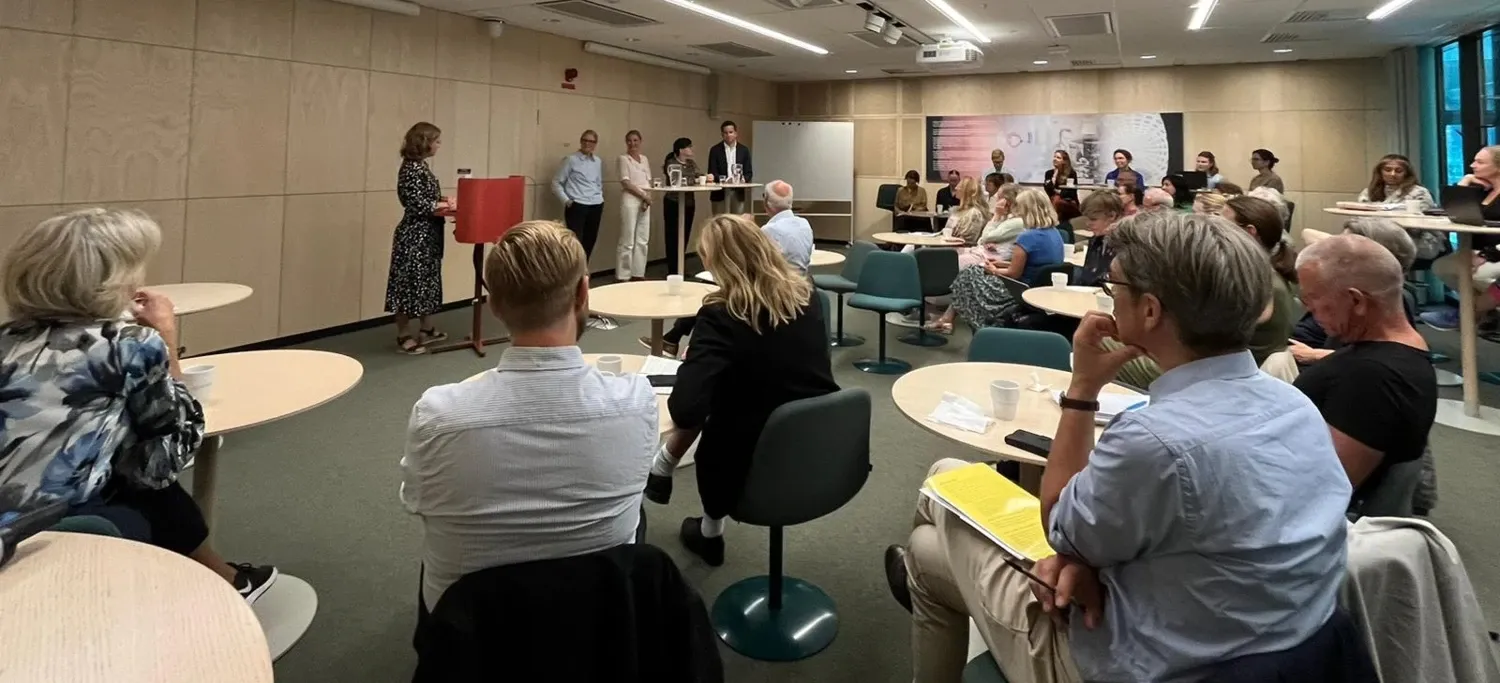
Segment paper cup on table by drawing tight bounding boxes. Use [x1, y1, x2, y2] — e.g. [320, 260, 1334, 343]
[1404, 200, 1423, 214]
[666, 274, 684, 295]
[181, 364, 216, 404]
[596, 355, 623, 374]
[1050, 273, 1068, 289]
[990, 379, 1021, 421]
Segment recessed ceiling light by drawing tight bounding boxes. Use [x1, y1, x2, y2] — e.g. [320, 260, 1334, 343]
[1032, 60, 1048, 65]
[1187, 0, 1218, 30]
[1273, 48, 1293, 53]
[1140, 54, 1157, 59]
[656, 0, 829, 54]
[1367, 0, 1418, 20]
[624, 37, 640, 42]
[924, 0, 989, 44]
[542, 17, 560, 22]
[845, 69, 858, 73]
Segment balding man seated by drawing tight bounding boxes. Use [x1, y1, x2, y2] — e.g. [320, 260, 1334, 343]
[1142, 187, 1175, 212]
[1293, 234, 1437, 506]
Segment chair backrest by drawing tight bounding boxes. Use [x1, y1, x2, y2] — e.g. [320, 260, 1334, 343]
[914, 248, 960, 297]
[734, 389, 872, 528]
[840, 240, 880, 283]
[50, 515, 122, 537]
[967, 327, 1072, 370]
[1031, 262, 1074, 288]
[1285, 199, 1297, 223]
[817, 288, 832, 341]
[999, 275, 1029, 304]
[1352, 457, 1423, 518]
[1056, 226, 1074, 245]
[855, 251, 922, 300]
[876, 184, 901, 212]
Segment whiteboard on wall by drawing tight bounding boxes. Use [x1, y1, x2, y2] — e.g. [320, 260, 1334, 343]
[752, 121, 854, 202]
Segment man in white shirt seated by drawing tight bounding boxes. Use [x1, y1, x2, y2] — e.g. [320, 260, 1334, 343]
[761, 179, 815, 275]
[401, 220, 658, 610]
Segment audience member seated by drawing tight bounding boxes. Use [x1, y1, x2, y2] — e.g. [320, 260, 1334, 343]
[980, 184, 1024, 245]
[402, 220, 656, 610]
[1074, 191, 1126, 287]
[1160, 174, 1194, 210]
[1247, 186, 1292, 227]
[1104, 148, 1144, 185]
[1223, 195, 1299, 365]
[1358, 154, 1434, 210]
[644, 215, 838, 566]
[885, 210, 1362, 683]
[926, 189, 1064, 333]
[1292, 234, 1437, 508]
[0, 208, 276, 601]
[983, 173, 1004, 203]
[1116, 179, 1144, 216]
[1216, 180, 1245, 196]
[894, 169, 930, 233]
[935, 170, 961, 211]
[939, 177, 989, 247]
[642, 181, 815, 357]
[1045, 150, 1081, 221]
[1193, 190, 1228, 215]
[1142, 187, 1175, 212]
[1422, 145, 1500, 333]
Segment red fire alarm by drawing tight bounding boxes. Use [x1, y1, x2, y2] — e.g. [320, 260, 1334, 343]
[561, 68, 578, 90]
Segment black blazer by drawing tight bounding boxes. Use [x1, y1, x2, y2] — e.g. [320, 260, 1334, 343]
[1043, 168, 1080, 203]
[706, 142, 752, 202]
[935, 185, 959, 210]
[413, 544, 723, 683]
[668, 300, 838, 519]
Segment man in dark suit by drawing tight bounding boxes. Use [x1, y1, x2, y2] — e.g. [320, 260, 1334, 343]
[707, 120, 752, 211]
[934, 170, 961, 211]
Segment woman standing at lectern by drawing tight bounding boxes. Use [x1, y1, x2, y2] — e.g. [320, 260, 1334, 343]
[386, 122, 451, 355]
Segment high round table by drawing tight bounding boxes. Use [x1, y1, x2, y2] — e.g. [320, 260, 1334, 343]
[143, 282, 253, 315]
[871, 232, 965, 248]
[1322, 207, 1427, 219]
[589, 280, 715, 356]
[0, 532, 274, 682]
[648, 185, 716, 275]
[1021, 285, 1105, 319]
[182, 349, 362, 660]
[1394, 215, 1500, 434]
[892, 363, 1142, 491]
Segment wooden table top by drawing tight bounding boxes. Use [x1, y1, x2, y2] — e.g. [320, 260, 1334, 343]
[812, 249, 845, 267]
[1321, 207, 1427, 218]
[589, 280, 715, 320]
[466, 353, 672, 434]
[0, 532, 273, 683]
[891, 362, 1141, 466]
[143, 282, 253, 315]
[1392, 215, 1500, 234]
[647, 185, 721, 193]
[1022, 285, 1105, 319]
[183, 350, 363, 436]
[871, 232, 965, 247]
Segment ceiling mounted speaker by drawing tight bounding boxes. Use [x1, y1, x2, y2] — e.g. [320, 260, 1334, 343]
[485, 19, 505, 37]
[882, 23, 903, 44]
[863, 11, 887, 33]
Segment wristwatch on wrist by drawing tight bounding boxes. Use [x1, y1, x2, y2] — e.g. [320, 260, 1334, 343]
[1058, 394, 1101, 412]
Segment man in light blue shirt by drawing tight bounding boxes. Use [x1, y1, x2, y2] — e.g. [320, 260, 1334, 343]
[760, 180, 814, 275]
[552, 129, 604, 259]
[887, 211, 1355, 683]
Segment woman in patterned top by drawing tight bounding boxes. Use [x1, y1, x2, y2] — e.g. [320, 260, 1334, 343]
[0, 209, 276, 602]
[386, 122, 452, 355]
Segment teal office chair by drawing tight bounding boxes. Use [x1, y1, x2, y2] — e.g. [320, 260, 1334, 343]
[812, 241, 879, 347]
[963, 653, 1011, 683]
[848, 251, 924, 374]
[712, 389, 872, 661]
[902, 248, 959, 348]
[966, 328, 1072, 371]
[51, 515, 123, 537]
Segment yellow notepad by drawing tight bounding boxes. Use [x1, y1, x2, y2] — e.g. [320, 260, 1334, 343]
[922, 463, 1056, 563]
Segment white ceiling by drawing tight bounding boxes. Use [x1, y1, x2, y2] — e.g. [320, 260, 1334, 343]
[424, 0, 1500, 80]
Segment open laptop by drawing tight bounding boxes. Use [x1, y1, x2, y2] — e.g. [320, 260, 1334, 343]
[1179, 171, 1209, 192]
[1441, 184, 1500, 227]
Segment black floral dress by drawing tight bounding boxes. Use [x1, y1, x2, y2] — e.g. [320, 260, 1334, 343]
[385, 159, 445, 317]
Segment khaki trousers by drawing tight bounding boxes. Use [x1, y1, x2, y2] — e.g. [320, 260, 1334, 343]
[906, 458, 1082, 683]
[1259, 350, 1301, 384]
[1433, 251, 1500, 293]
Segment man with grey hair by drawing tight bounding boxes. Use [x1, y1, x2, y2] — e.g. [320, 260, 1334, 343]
[886, 211, 1364, 682]
[760, 179, 814, 275]
[1292, 234, 1436, 505]
[1142, 187, 1175, 212]
[1282, 217, 1417, 366]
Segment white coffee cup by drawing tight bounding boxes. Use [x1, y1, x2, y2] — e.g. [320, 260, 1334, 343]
[1095, 293, 1115, 314]
[596, 355, 623, 375]
[990, 379, 1021, 421]
[666, 274, 684, 295]
[1404, 199, 1423, 215]
[1050, 273, 1068, 289]
[181, 364, 216, 404]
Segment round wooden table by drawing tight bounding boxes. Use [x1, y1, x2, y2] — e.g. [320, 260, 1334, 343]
[811, 249, 845, 267]
[0, 532, 273, 683]
[871, 232, 965, 247]
[1322, 207, 1427, 219]
[892, 362, 1141, 489]
[590, 280, 715, 356]
[1021, 285, 1105, 319]
[143, 282, 253, 315]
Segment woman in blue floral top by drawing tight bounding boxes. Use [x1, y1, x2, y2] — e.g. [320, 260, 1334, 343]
[0, 209, 276, 602]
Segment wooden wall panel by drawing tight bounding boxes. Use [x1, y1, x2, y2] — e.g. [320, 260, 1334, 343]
[365, 71, 434, 192]
[0, 204, 61, 319]
[489, 86, 539, 182]
[195, 0, 294, 60]
[369, 6, 435, 77]
[432, 79, 491, 182]
[291, 0, 372, 70]
[360, 191, 401, 320]
[434, 11, 490, 85]
[851, 79, 899, 116]
[75, 0, 195, 49]
[490, 24, 540, 90]
[0, 29, 68, 206]
[900, 117, 923, 177]
[853, 118, 897, 177]
[64, 38, 193, 203]
[280, 193, 363, 335]
[0, 0, 72, 32]
[181, 196, 284, 352]
[286, 63, 369, 194]
[188, 53, 291, 198]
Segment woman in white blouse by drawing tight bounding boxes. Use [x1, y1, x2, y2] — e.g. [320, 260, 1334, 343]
[617, 130, 653, 281]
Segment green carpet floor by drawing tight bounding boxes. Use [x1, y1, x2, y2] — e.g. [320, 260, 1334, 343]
[198, 263, 1500, 683]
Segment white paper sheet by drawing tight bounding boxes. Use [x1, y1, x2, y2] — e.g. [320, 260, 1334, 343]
[927, 392, 994, 434]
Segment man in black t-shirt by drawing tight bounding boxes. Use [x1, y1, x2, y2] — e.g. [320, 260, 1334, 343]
[1293, 235, 1437, 506]
[934, 170, 961, 211]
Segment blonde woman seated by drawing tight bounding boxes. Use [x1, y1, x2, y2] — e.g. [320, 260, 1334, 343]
[939, 177, 989, 246]
[925, 189, 1064, 333]
[1193, 190, 1229, 216]
[644, 215, 839, 565]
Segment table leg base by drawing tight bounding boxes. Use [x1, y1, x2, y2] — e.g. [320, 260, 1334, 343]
[251, 573, 319, 661]
[898, 330, 948, 347]
[427, 335, 511, 357]
[854, 358, 911, 375]
[830, 334, 865, 348]
[1434, 398, 1500, 435]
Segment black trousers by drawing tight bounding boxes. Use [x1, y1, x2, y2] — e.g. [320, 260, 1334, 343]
[665, 316, 697, 344]
[564, 202, 604, 259]
[68, 480, 209, 555]
[663, 200, 696, 276]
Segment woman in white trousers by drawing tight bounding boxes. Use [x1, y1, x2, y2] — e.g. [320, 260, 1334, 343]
[618, 130, 653, 281]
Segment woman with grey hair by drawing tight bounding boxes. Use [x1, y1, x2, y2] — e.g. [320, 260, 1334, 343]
[0, 208, 277, 602]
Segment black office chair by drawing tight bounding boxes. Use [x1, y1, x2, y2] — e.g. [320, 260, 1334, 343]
[903, 248, 959, 347]
[876, 183, 900, 213]
[1032, 263, 1075, 288]
[1285, 200, 1297, 224]
[711, 389, 872, 662]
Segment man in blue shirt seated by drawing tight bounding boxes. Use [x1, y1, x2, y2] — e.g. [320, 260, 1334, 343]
[886, 211, 1357, 682]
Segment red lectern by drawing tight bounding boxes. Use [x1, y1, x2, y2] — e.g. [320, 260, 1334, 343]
[429, 175, 526, 357]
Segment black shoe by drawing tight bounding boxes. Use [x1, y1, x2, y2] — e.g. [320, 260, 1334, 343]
[644, 472, 673, 505]
[231, 563, 279, 604]
[884, 545, 913, 613]
[679, 517, 725, 567]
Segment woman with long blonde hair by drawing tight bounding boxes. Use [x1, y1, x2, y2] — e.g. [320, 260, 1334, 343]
[928, 189, 1066, 333]
[944, 177, 990, 245]
[644, 214, 839, 565]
